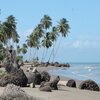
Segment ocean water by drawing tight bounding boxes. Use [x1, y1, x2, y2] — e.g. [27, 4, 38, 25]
[49, 63, 100, 84]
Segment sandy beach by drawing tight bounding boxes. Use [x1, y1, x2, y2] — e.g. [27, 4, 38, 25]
[0, 65, 100, 100]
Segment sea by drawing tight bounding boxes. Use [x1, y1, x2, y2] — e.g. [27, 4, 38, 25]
[49, 63, 100, 84]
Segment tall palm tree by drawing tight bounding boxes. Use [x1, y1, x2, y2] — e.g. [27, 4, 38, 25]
[42, 32, 52, 62]
[53, 18, 70, 60]
[40, 15, 52, 62]
[48, 27, 58, 62]
[57, 18, 70, 37]
[40, 15, 52, 29]
[3, 15, 19, 47]
[0, 23, 7, 45]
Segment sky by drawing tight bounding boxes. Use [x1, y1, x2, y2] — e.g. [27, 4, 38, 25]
[0, 0, 100, 63]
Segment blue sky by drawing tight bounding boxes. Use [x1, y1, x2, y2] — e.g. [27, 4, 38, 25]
[0, 0, 100, 63]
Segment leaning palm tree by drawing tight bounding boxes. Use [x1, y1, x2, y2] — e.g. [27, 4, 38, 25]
[0, 23, 7, 45]
[48, 27, 58, 62]
[57, 18, 70, 37]
[40, 15, 52, 29]
[3, 15, 19, 47]
[42, 32, 52, 62]
[53, 18, 70, 60]
[40, 15, 52, 62]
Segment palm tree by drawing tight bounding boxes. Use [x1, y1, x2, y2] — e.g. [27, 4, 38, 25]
[3, 15, 19, 47]
[21, 47, 27, 54]
[42, 32, 52, 62]
[0, 23, 7, 45]
[53, 18, 70, 60]
[40, 15, 52, 62]
[57, 18, 70, 37]
[16, 45, 21, 55]
[40, 15, 52, 29]
[34, 24, 43, 38]
[48, 27, 58, 62]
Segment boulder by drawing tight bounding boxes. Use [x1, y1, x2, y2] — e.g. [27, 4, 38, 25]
[50, 76, 60, 90]
[40, 71, 50, 82]
[66, 79, 76, 88]
[79, 80, 100, 91]
[40, 76, 60, 90]
[0, 68, 28, 87]
[0, 84, 37, 100]
[25, 71, 41, 85]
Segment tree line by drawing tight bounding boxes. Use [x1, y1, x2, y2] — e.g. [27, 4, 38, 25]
[0, 14, 70, 63]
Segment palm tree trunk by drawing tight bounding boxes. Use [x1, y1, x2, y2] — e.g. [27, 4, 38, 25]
[29, 47, 31, 62]
[52, 43, 54, 63]
[41, 47, 45, 62]
[53, 37, 62, 60]
[43, 48, 48, 62]
[48, 41, 56, 62]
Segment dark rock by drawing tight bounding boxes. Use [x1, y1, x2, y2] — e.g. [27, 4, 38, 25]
[55, 64, 62, 67]
[79, 80, 100, 91]
[35, 72, 41, 85]
[40, 76, 60, 90]
[25, 72, 36, 84]
[62, 63, 70, 67]
[66, 79, 76, 88]
[40, 71, 50, 82]
[50, 76, 60, 90]
[0, 68, 28, 87]
[25, 71, 41, 85]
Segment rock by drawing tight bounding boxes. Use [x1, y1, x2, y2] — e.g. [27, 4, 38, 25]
[39, 86, 52, 92]
[25, 72, 36, 84]
[40, 76, 60, 90]
[40, 71, 50, 82]
[66, 79, 76, 88]
[79, 80, 100, 91]
[0, 68, 28, 87]
[0, 84, 36, 100]
[50, 76, 60, 90]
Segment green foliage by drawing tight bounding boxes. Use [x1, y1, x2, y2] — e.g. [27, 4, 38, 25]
[21, 47, 27, 54]
[16, 56, 23, 61]
[0, 44, 5, 60]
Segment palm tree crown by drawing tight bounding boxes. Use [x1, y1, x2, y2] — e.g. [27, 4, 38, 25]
[57, 18, 70, 37]
[40, 15, 52, 29]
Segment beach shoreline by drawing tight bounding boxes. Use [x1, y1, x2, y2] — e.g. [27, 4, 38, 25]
[0, 65, 100, 100]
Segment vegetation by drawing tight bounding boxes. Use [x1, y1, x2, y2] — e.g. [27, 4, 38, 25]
[0, 13, 70, 63]
[26, 15, 70, 62]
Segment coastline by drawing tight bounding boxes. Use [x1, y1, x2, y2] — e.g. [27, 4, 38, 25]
[0, 65, 100, 100]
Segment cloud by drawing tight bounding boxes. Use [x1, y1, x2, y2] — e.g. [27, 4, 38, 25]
[72, 39, 100, 49]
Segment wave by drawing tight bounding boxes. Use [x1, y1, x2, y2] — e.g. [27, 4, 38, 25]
[49, 63, 100, 84]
